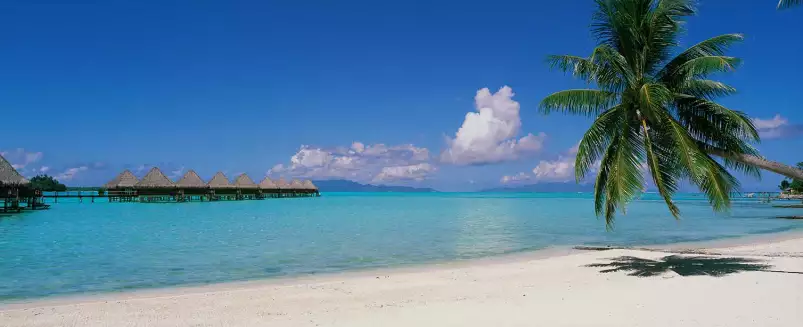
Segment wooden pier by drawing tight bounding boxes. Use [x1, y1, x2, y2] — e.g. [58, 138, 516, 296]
[2, 158, 320, 213]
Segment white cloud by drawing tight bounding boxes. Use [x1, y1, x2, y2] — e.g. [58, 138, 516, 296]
[752, 114, 803, 139]
[532, 156, 576, 182]
[752, 115, 787, 130]
[499, 142, 600, 184]
[441, 86, 547, 165]
[55, 166, 89, 181]
[1, 148, 43, 169]
[373, 163, 436, 182]
[135, 164, 148, 174]
[39, 166, 50, 173]
[170, 166, 185, 179]
[500, 172, 531, 184]
[270, 142, 434, 183]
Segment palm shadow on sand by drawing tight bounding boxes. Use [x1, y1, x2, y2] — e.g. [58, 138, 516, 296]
[586, 255, 777, 277]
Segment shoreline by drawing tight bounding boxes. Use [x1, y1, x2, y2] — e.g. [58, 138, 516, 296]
[3, 231, 802, 326]
[3, 229, 802, 310]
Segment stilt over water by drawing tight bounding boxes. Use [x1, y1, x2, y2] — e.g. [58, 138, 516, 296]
[0, 153, 47, 213]
[103, 168, 319, 203]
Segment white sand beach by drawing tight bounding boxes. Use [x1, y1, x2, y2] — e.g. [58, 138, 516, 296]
[2, 234, 802, 327]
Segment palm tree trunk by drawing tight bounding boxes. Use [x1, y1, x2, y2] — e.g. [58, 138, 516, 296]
[707, 149, 803, 180]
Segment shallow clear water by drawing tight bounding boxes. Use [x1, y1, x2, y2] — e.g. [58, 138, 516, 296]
[0, 192, 800, 300]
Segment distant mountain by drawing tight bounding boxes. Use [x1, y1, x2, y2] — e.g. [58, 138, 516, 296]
[312, 179, 437, 193]
[481, 182, 593, 193]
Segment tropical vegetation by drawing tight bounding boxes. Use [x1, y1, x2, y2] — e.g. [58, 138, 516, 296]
[29, 175, 67, 192]
[778, 0, 801, 10]
[779, 162, 803, 193]
[539, 0, 803, 227]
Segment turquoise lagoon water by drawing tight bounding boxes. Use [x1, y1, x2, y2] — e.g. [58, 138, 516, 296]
[0, 192, 800, 300]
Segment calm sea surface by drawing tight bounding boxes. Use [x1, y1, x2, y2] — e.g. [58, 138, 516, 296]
[1, 192, 800, 300]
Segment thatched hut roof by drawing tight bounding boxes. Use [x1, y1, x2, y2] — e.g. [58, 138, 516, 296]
[135, 167, 175, 188]
[289, 179, 304, 190]
[176, 170, 207, 188]
[207, 172, 235, 188]
[275, 177, 290, 189]
[0, 153, 29, 185]
[233, 173, 258, 189]
[104, 170, 139, 189]
[302, 180, 318, 190]
[258, 177, 277, 189]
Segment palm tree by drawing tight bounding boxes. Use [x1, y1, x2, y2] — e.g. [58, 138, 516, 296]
[778, 0, 802, 9]
[539, 0, 803, 227]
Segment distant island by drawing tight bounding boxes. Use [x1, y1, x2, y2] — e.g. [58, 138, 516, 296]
[313, 180, 437, 193]
[481, 182, 593, 193]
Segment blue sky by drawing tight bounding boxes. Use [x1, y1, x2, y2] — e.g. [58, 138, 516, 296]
[1, 0, 801, 191]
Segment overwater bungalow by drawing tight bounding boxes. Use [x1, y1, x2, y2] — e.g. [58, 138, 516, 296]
[258, 177, 279, 198]
[302, 180, 318, 192]
[207, 172, 236, 200]
[0, 153, 45, 212]
[104, 170, 139, 201]
[233, 173, 259, 200]
[135, 167, 176, 202]
[275, 177, 290, 197]
[175, 170, 208, 201]
[102, 167, 319, 203]
[290, 179, 305, 196]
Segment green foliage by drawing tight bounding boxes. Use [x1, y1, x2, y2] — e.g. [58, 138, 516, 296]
[97, 188, 106, 196]
[29, 175, 67, 192]
[540, 0, 760, 228]
[778, 0, 802, 10]
[779, 162, 803, 193]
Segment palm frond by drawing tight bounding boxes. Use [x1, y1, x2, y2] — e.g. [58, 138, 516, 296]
[576, 106, 623, 180]
[546, 55, 601, 83]
[658, 34, 743, 82]
[778, 0, 802, 10]
[644, 0, 696, 73]
[540, 89, 618, 116]
[675, 97, 760, 142]
[677, 79, 737, 100]
[596, 116, 645, 228]
[637, 83, 673, 121]
[661, 113, 735, 211]
[673, 56, 741, 79]
[590, 44, 636, 91]
[642, 118, 681, 218]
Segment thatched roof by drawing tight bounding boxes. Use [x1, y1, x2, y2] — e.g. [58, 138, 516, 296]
[176, 170, 207, 188]
[302, 180, 318, 190]
[0, 153, 29, 185]
[104, 170, 139, 189]
[207, 172, 235, 188]
[275, 177, 290, 189]
[289, 179, 304, 189]
[233, 173, 258, 189]
[258, 177, 277, 189]
[135, 167, 175, 188]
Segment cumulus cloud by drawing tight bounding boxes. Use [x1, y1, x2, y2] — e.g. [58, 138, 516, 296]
[752, 114, 803, 139]
[55, 166, 89, 181]
[270, 142, 434, 183]
[373, 163, 436, 182]
[441, 86, 546, 165]
[500, 172, 531, 184]
[499, 141, 603, 184]
[532, 156, 577, 182]
[170, 166, 185, 179]
[1, 148, 43, 170]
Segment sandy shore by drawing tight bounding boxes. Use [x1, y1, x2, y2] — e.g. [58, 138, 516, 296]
[2, 233, 803, 327]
